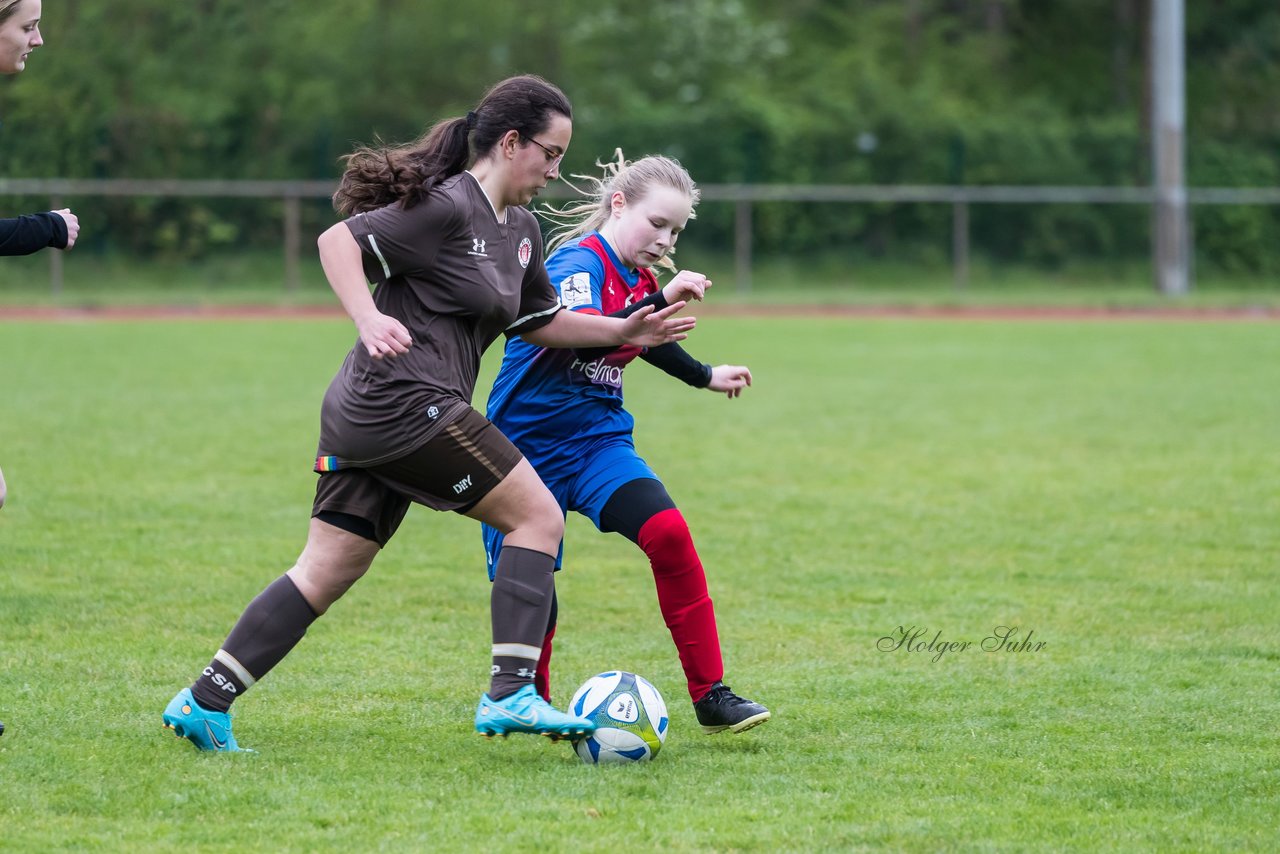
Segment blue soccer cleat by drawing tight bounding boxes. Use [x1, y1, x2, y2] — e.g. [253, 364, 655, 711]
[475, 684, 596, 741]
[162, 687, 253, 753]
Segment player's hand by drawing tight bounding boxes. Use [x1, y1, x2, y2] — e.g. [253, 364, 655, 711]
[621, 301, 695, 347]
[54, 209, 79, 249]
[662, 270, 712, 304]
[355, 311, 413, 360]
[707, 364, 752, 398]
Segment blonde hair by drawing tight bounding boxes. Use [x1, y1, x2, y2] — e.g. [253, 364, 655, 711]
[542, 149, 699, 272]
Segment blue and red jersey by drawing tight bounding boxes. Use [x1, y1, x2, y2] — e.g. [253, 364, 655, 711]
[484, 232, 658, 483]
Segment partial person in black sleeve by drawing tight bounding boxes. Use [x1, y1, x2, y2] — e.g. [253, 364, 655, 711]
[1, 0, 82, 743]
[0, 0, 79, 256]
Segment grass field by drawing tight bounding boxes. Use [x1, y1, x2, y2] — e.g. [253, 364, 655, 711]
[1, 314, 1278, 851]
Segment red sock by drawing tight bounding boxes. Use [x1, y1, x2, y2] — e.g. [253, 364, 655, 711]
[535, 625, 555, 702]
[637, 508, 724, 701]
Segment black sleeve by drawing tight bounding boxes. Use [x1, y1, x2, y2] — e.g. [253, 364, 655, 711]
[572, 289, 671, 362]
[611, 288, 669, 320]
[0, 212, 69, 256]
[640, 341, 713, 388]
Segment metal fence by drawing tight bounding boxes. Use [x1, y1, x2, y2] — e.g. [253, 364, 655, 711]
[4, 178, 1279, 294]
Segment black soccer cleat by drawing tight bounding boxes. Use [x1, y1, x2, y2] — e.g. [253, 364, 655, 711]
[693, 681, 771, 734]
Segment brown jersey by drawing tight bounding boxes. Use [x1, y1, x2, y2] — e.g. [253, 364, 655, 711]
[316, 172, 561, 467]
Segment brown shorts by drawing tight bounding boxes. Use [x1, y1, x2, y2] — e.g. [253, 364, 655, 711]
[311, 407, 522, 546]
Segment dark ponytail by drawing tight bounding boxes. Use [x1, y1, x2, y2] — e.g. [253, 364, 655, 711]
[334, 75, 572, 216]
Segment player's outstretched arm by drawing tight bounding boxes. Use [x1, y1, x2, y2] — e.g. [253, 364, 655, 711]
[522, 301, 694, 350]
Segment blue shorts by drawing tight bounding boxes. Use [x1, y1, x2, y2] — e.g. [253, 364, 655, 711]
[482, 439, 658, 580]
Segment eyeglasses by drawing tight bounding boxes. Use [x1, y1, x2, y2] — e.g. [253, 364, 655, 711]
[520, 133, 564, 169]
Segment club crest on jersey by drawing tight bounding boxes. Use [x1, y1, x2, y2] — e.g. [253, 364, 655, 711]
[517, 237, 533, 269]
[468, 237, 488, 257]
[560, 272, 592, 308]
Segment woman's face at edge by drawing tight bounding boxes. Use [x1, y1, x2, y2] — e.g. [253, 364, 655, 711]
[0, 0, 43, 75]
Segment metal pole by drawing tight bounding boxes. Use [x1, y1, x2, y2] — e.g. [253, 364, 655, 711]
[734, 199, 752, 294]
[1152, 0, 1189, 295]
[284, 195, 301, 293]
[952, 200, 970, 289]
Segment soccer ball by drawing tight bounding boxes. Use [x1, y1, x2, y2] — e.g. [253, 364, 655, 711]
[569, 671, 668, 764]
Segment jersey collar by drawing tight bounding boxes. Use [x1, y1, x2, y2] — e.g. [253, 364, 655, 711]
[463, 170, 507, 225]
